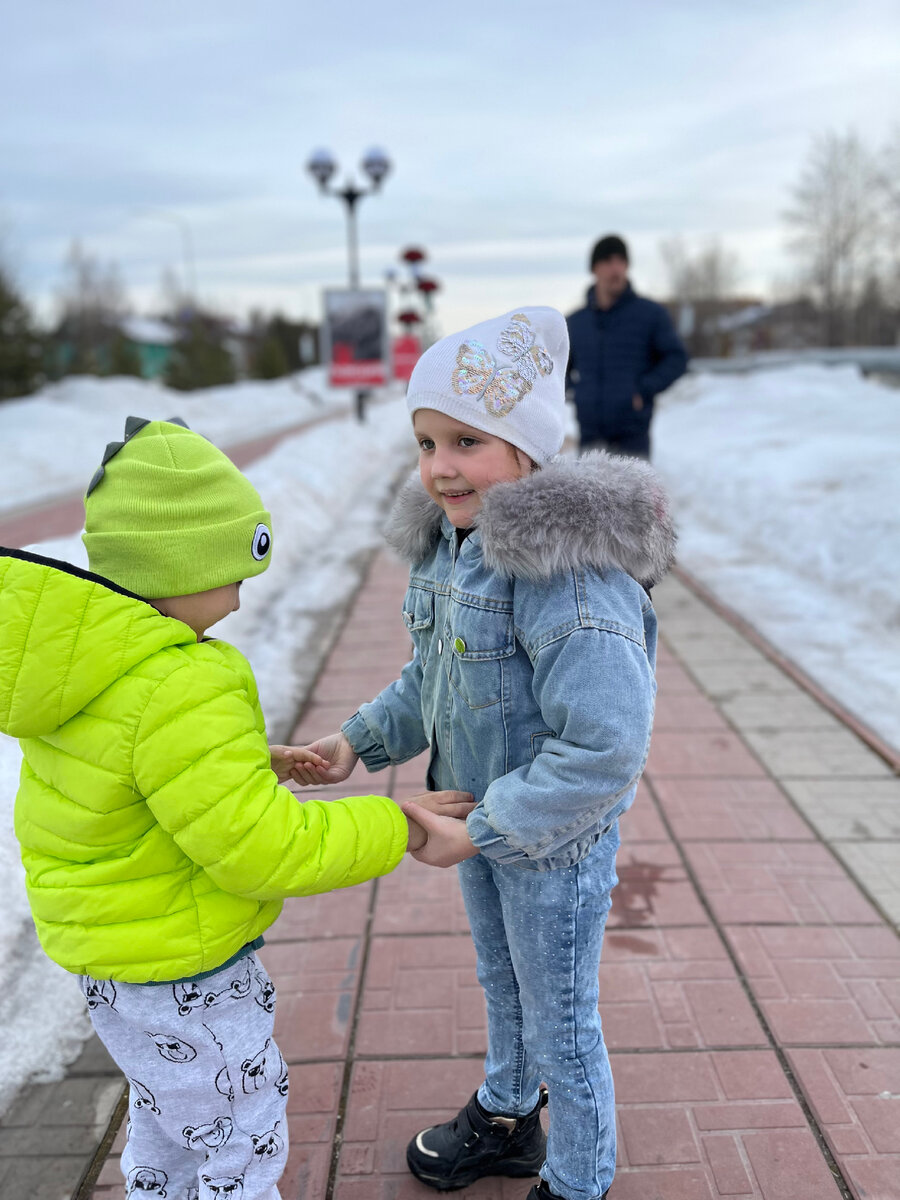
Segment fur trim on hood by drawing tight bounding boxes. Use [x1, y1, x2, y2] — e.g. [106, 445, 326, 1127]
[385, 451, 676, 588]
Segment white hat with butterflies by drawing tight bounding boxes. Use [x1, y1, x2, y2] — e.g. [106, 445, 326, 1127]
[406, 306, 569, 465]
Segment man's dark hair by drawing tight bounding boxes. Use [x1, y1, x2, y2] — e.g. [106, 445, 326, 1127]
[590, 235, 629, 268]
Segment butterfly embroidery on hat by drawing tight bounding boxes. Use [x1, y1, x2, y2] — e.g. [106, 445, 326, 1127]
[452, 313, 554, 418]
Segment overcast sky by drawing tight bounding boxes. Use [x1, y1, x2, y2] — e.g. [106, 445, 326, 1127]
[2, 0, 899, 332]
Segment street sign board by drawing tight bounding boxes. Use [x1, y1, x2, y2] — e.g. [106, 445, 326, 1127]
[321, 288, 388, 387]
[392, 334, 422, 381]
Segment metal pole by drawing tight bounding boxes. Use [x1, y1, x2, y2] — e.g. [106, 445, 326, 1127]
[344, 194, 360, 290]
[339, 189, 366, 420]
[180, 222, 198, 303]
[138, 210, 198, 304]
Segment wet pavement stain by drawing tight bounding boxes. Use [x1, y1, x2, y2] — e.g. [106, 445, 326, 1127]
[604, 932, 657, 956]
[336, 990, 353, 1027]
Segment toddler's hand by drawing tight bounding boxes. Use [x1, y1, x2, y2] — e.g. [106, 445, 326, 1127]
[282, 731, 360, 787]
[401, 801, 480, 868]
[405, 790, 474, 820]
[270, 744, 309, 783]
[405, 812, 428, 853]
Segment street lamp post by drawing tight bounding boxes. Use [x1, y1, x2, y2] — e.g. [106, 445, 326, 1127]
[306, 147, 392, 419]
[307, 148, 391, 289]
[139, 210, 197, 306]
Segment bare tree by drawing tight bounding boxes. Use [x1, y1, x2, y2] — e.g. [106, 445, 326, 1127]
[56, 240, 130, 371]
[660, 235, 741, 305]
[659, 236, 743, 354]
[784, 131, 880, 346]
[157, 265, 185, 318]
[875, 125, 900, 308]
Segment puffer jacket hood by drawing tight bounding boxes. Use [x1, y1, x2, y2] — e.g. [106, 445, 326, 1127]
[384, 450, 676, 589]
[0, 547, 193, 739]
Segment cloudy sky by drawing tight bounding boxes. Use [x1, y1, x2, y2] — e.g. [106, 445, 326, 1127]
[2, 0, 899, 332]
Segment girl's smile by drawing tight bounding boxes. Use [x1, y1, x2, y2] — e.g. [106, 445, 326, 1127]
[413, 410, 533, 527]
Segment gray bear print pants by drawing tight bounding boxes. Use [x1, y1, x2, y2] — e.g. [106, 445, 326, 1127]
[81, 952, 287, 1200]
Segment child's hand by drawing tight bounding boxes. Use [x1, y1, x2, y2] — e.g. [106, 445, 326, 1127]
[270, 744, 307, 783]
[403, 800, 472, 856]
[405, 790, 475, 820]
[405, 812, 428, 853]
[281, 732, 360, 786]
[401, 801, 480, 868]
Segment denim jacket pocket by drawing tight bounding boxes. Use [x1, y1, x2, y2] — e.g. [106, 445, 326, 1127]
[402, 587, 435, 665]
[530, 730, 555, 759]
[448, 604, 515, 709]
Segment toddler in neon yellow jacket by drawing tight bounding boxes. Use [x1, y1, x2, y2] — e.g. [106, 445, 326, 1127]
[0, 416, 470, 1200]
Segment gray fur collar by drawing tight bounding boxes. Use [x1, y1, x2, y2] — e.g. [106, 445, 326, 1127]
[385, 451, 676, 588]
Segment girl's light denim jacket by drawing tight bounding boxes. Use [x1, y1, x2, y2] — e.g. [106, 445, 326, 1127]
[343, 452, 676, 871]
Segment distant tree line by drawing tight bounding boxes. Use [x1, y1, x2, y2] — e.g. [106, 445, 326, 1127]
[785, 128, 900, 346]
[661, 126, 900, 356]
[0, 240, 319, 402]
[0, 264, 44, 401]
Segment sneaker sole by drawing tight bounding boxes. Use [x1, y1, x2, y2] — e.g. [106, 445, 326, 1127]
[406, 1147, 546, 1191]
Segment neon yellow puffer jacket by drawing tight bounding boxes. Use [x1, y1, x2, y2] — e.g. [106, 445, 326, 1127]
[0, 548, 408, 983]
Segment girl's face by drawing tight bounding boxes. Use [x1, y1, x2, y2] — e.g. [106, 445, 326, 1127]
[413, 410, 533, 527]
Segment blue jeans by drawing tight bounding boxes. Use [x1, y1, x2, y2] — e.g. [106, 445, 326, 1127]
[457, 824, 620, 1200]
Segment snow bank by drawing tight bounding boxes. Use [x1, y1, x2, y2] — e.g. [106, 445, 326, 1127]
[0, 367, 348, 515]
[0, 394, 417, 1115]
[0, 735, 93, 1115]
[654, 363, 900, 752]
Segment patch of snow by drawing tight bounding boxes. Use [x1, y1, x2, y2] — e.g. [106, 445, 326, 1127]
[0, 735, 93, 1115]
[713, 304, 771, 332]
[119, 316, 178, 346]
[0, 367, 347, 515]
[654, 363, 900, 753]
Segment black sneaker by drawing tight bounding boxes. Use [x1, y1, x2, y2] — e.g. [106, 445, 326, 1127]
[407, 1087, 548, 1190]
[526, 1182, 610, 1200]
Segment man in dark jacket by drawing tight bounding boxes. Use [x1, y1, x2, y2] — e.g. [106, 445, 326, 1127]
[567, 235, 688, 458]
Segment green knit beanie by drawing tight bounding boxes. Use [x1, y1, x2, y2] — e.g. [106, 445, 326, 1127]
[82, 416, 273, 598]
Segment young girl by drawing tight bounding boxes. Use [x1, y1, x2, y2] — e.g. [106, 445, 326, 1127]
[291, 307, 674, 1200]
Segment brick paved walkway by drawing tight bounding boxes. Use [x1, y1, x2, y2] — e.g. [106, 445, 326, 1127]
[72, 552, 900, 1199]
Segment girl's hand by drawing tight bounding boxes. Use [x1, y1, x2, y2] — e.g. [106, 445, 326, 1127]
[404, 790, 474, 820]
[401, 801, 480, 868]
[284, 731, 359, 787]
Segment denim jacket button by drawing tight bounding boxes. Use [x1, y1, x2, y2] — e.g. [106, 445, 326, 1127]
[438, 638, 443, 655]
[453, 636, 466, 654]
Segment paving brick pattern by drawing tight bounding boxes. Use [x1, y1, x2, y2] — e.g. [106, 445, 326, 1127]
[724, 925, 900, 1046]
[681, 841, 884, 926]
[66, 556, 900, 1200]
[786, 1048, 900, 1200]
